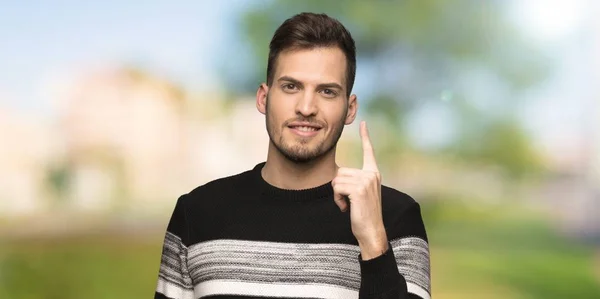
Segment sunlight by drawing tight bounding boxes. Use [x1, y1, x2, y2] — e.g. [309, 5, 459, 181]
[512, 0, 589, 41]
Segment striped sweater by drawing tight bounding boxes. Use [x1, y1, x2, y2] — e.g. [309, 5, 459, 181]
[154, 162, 431, 299]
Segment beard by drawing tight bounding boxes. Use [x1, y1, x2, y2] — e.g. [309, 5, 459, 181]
[265, 98, 347, 163]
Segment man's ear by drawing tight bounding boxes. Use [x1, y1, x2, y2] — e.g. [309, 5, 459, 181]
[256, 83, 269, 115]
[345, 94, 358, 125]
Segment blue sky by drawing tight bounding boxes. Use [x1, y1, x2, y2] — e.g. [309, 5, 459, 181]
[0, 0, 255, 112]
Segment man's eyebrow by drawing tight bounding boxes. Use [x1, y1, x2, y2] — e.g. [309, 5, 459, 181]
[316, 82, 343, 91]
[277, 76, 303, 87]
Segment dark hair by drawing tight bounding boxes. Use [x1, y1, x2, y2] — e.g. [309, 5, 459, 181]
[267, 12, 356, 97]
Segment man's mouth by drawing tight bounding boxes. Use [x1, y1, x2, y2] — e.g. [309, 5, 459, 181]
[289, 126, 320, 132]
[287, 122, 323, 136]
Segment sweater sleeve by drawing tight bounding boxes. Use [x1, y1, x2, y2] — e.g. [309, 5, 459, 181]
[357, 200, 431, 299]
[154, 195, 195, 299]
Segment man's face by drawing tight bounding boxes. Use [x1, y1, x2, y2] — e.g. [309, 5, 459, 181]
[258, 46, 357, 163]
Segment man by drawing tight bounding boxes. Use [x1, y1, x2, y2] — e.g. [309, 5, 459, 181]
[154, 12, 431, 299]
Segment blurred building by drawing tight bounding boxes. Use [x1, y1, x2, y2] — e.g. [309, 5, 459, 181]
[38, 67, 271, 216]
[0, 66, 274, 221]
[54, 68, 189, 212]
[0, 104, 56, 216]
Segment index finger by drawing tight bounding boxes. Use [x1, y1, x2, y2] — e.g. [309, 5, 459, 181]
[360, 121, 378, 172]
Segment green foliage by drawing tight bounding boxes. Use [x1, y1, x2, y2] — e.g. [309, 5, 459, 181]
[238, 0, 549, 92]
[366, 95, 408, 126]
[451, 118, 545, 179]
[45, 162, 72, 205]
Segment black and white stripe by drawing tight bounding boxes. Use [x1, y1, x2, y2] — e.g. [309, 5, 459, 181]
[392, 237, 431, 299]
[157, 232, 194, 298]
[157, 235, 430, 299]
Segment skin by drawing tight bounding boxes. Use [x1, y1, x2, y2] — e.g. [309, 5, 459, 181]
[256, 46, 388, 260]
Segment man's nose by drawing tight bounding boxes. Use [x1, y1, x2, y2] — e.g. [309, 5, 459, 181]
[295, 92, 318, 116]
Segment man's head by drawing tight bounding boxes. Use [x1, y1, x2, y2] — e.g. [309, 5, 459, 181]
[266, 13, 357, 98]
[256, 12, 358, 163]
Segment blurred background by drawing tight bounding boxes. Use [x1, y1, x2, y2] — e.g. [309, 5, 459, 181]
[0, 0, 599, 298]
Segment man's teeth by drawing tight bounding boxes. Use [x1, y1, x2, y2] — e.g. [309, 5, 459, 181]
[294, 126, 318, 132]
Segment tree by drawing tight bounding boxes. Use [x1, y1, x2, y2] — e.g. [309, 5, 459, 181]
[225, 0, 550, 177]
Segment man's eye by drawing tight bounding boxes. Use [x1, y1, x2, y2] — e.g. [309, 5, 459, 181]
[321, 89, 338, 97]
[283, 84, 296, 90]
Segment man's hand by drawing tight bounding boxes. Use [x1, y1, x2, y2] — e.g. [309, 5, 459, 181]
[332, 121, 388, 260]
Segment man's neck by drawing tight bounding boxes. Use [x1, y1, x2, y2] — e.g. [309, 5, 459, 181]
[261, 145, 338, 190]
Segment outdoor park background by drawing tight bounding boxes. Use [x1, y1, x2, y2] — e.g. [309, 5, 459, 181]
[1, 0, 599, 298]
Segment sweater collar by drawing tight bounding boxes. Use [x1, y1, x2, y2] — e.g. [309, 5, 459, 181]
[252, 162, 334, 201]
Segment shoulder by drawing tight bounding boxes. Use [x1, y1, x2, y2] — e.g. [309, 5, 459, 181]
[380, 184, 419, 213]
[180, 166, 256, 204]
[381, 184, 428, 240]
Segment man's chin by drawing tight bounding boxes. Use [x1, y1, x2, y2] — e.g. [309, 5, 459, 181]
[286, 156, 314, 164]
[270, 136, 332, 163]
[276, 145, 318, 163]
[283, 150, 316, 162]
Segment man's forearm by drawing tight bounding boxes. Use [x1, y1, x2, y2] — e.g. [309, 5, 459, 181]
[358, 242, 406, 299]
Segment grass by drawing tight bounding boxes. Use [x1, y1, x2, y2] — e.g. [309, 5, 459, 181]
[425, 201, 600, 299]
[0, 233, 164, 299]
[1, 204, 599, 299]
